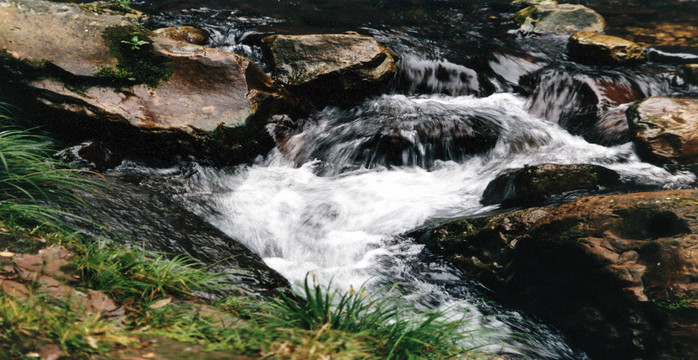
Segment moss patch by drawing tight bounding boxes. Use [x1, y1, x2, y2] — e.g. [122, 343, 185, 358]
[98, 25, 173, 88]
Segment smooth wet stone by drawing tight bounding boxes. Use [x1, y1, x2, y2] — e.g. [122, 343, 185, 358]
[481, 163, 621, 207]
[568, 31, 645, 65]
[154, 26, 209, 45]
[428, 190, 698, 360]
[627, 97, 698, 165]
[514, 3, 605, 34]
[261, 33, 398, 105]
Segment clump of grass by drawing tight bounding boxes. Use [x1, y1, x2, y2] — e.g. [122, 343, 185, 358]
[0, 104, 97, 230]
[267, 277, 485, 359]
[71, 241, 230, 305]
[0, 294, 133, 358]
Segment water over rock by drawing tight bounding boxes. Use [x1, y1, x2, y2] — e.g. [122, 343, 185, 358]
[426, 190, 698, 360]
[524, 67, 646, 145]
[67, 175, 290, 296]
[261, 33, 398, 106]
[481, 163, 621, 207]
[0, 0, 298, 166]
[627, 97, 698, 165]
[514, 3, 605, 34]
[568, 31, 645, 65]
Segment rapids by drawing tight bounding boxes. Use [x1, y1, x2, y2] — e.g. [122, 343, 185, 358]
[110, 0, 698, 357]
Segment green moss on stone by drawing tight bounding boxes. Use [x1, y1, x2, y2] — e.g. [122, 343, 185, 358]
[98, 25, 172, 88]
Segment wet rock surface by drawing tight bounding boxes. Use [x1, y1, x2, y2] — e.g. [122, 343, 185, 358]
[261, 33, 398, 105]
[481, 163, 622, 207]
[514, 3, 606, 34]
[427, 190, 698, 360]
[627, 97, 698, 165]
[568, 31, 645, 65]
[67, 175, 290, 296]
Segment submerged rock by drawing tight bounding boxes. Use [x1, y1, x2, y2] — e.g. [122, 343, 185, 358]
[0, 0, 298, 166]
[627, 97, 698, 165]
[524, 67, 645, 145]
[481, 163, 621, 207]
[261, 33, 398, 105]
[427, 190, 698, 360]
[154, 26, 209, 45]
[514, 3, 605, 34]
[568, 31, 645, 65]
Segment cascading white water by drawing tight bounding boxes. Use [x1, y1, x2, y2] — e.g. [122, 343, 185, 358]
[120, 93, 694, 358]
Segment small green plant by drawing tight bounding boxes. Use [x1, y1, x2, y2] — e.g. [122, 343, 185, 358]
[657, 294, 694, 311]
[112, 0, 131, 11]
[98, 26, 173, 88]
[121, 32, 149, 51]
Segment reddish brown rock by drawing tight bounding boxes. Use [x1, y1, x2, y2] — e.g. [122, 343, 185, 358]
[429, 190, 698, 359]
[154, 26, 209, 45]
[0, 279, 30, 299]
[0, 0, 299, 165]
[627, 97, 698, 165]
[14, 245, 73, 281]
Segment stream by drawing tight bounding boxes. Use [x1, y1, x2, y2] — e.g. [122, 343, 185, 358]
[108, 0, 698, 358]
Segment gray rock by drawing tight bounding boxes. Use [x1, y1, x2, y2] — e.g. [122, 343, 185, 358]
[514, 3, 605, 34]
[262, 33, 398, 105]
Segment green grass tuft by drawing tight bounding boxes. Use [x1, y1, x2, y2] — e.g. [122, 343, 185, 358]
[267, 277, 488, 359]
[72, 241, 232, 305]
[0, 294, 134, 358]
[0, 106, 98, 231]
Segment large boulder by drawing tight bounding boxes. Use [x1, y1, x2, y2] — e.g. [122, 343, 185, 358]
[0, 0, 298, 165]
[261, 33, 398, 105]
[514, 3, 605, 34]
[627, 97, 698, 165]
[481, 163, 622, 207]
[568, 31, 645, 65]
[427, 190, 698, 360]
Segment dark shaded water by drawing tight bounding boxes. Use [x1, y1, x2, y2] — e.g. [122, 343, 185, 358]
[94, 0, 698, 358]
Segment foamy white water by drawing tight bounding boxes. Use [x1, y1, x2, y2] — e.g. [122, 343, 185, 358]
[118, 93, 693, 358]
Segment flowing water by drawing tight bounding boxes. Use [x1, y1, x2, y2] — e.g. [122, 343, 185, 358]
[115, 0, 698, 358]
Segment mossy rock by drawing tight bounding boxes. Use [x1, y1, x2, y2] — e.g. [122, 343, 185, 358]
[514, 3, 605, 34]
